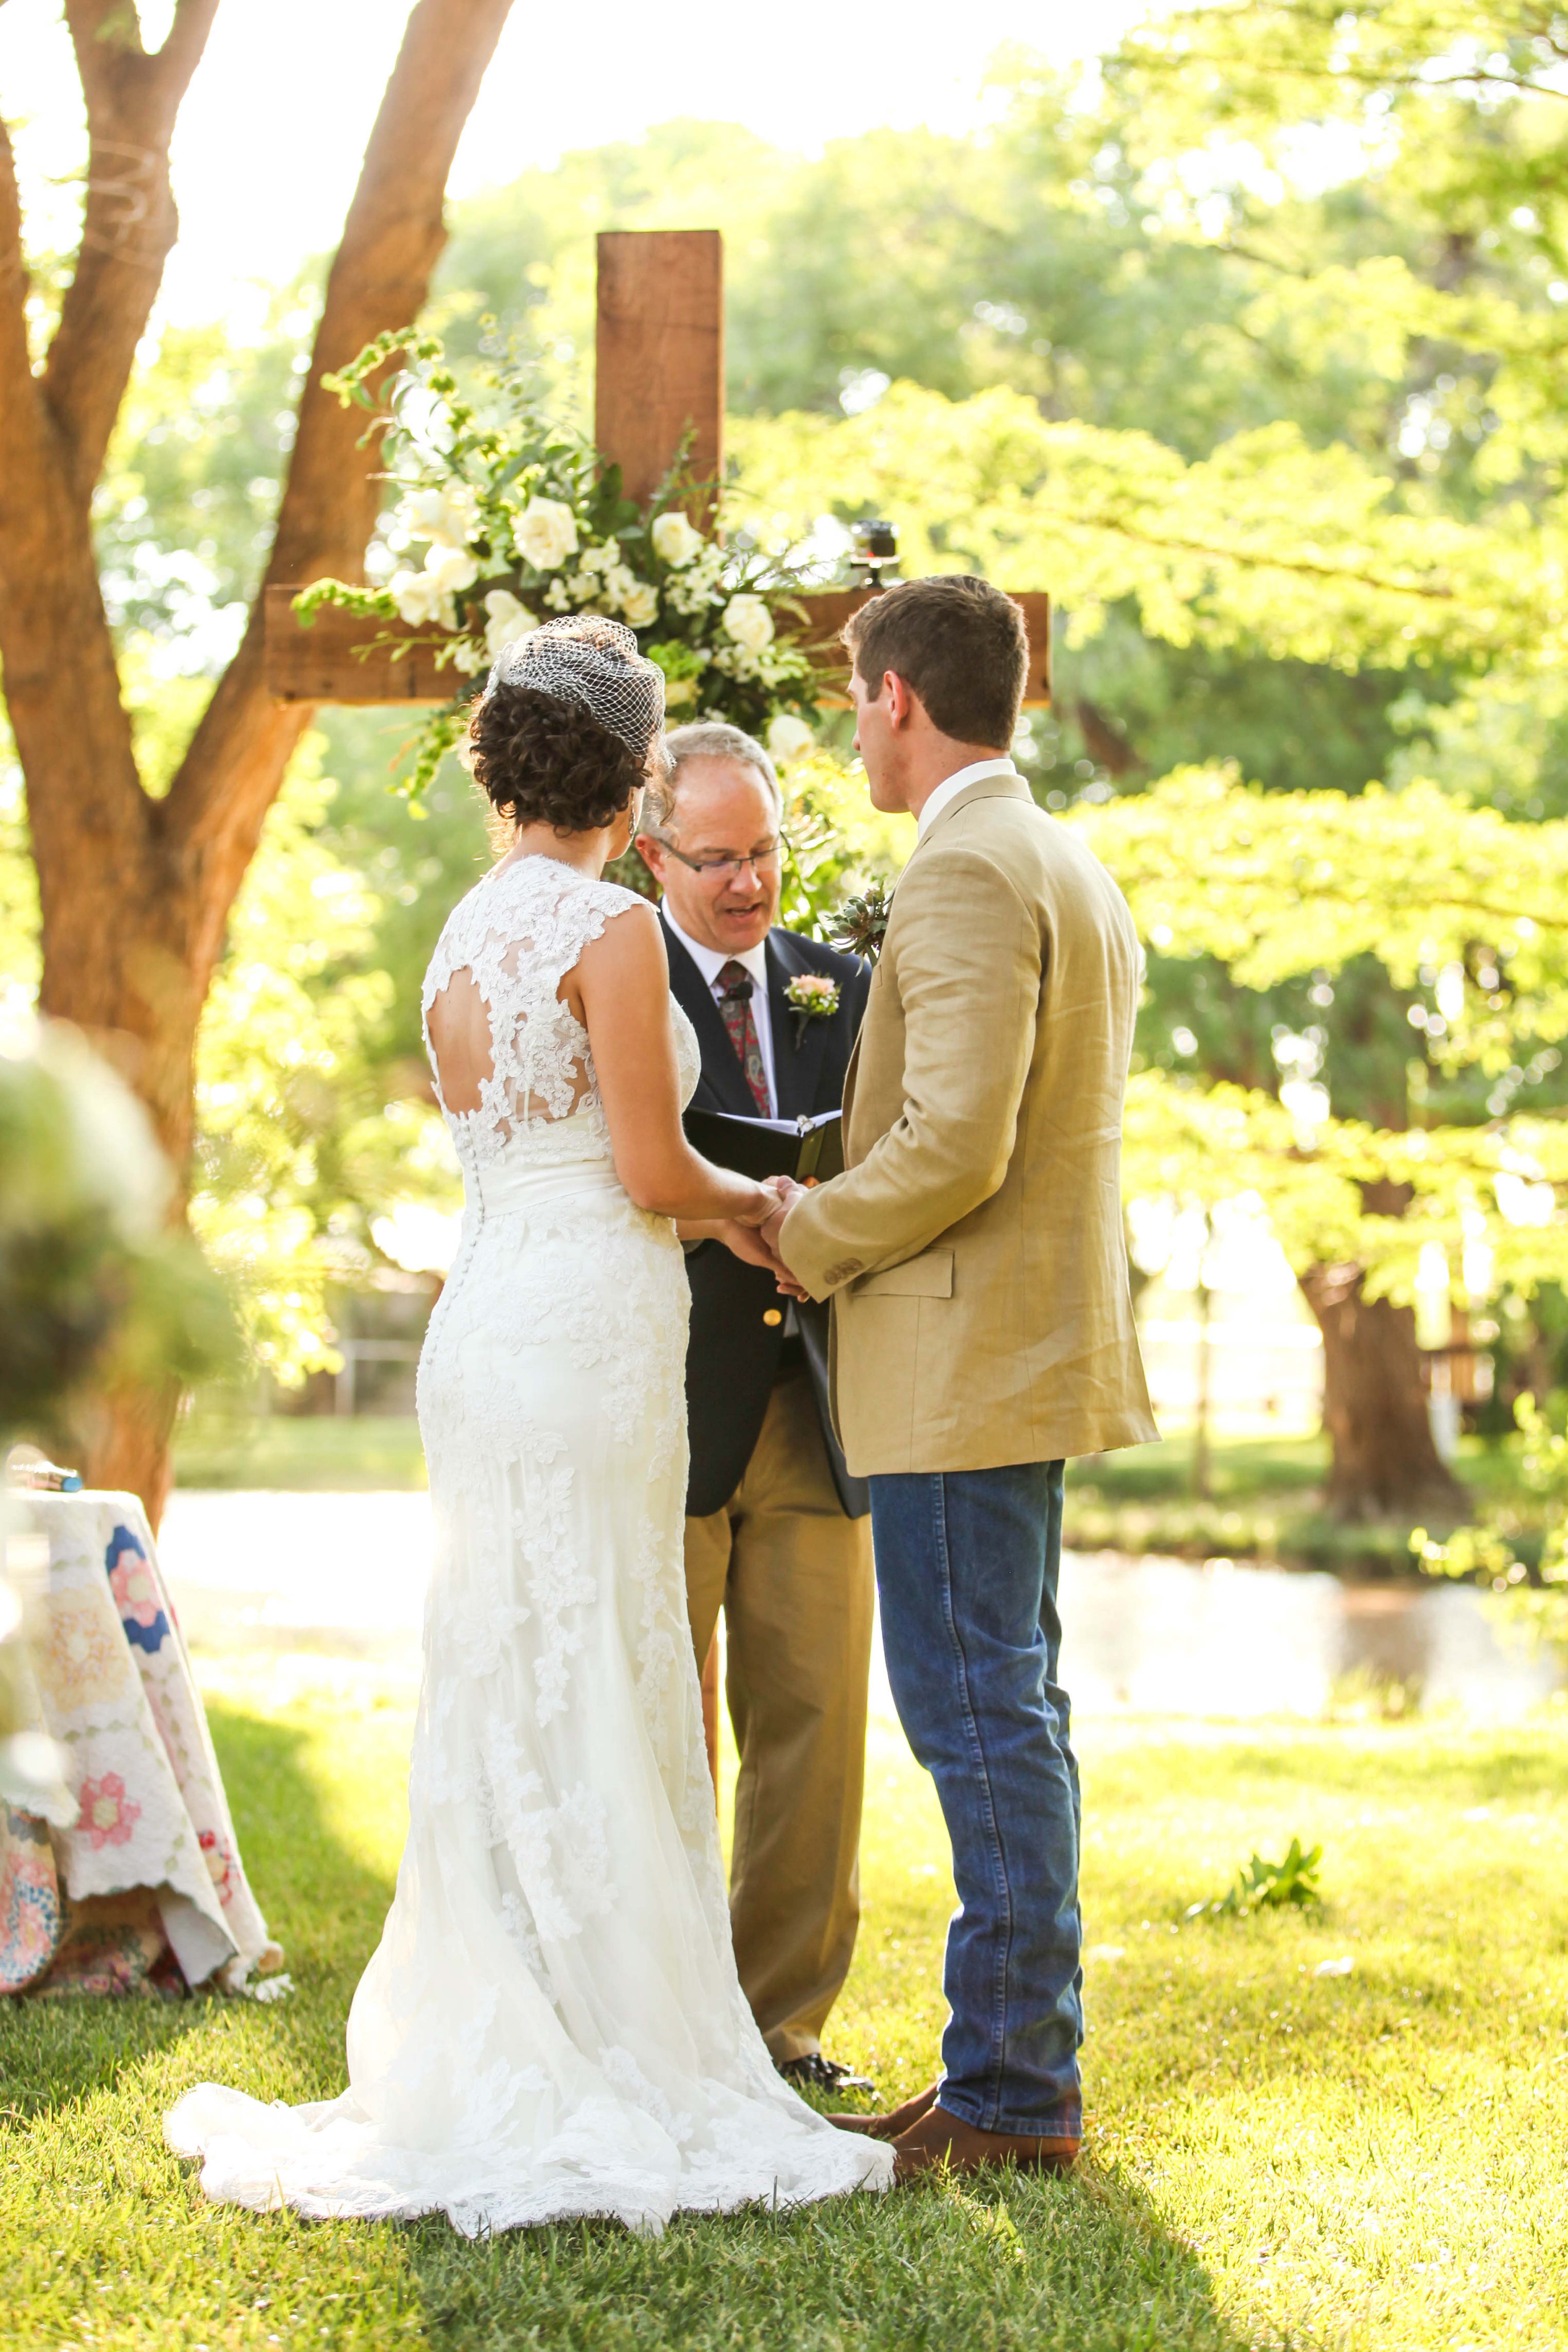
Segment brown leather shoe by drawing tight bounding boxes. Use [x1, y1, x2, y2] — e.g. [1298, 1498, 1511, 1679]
[890, 2102, 1079, 2182]
[829, 2077, 942, 2140]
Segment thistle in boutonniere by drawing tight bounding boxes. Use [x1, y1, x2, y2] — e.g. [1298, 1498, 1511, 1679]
[831, 881, 894, 965]
[786, 974, 841, 1046]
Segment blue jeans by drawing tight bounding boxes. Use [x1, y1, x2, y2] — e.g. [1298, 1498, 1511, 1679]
[869, 1460, 1081, 2138]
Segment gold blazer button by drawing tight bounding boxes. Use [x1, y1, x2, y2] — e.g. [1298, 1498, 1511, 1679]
[762, 1309, 783, 1327]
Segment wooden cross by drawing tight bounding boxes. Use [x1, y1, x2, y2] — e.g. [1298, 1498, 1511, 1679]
[263, 229, 1052, 711]
[264, 231, 1051, 1786]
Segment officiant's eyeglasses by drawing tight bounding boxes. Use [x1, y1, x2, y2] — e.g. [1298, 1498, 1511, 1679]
[650, 834, 782, 881]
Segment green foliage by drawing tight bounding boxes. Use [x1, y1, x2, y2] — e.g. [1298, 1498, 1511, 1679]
[189, 741, 459, 1386]
[732, 389, 1532, 669]
[770, 750, 909, 939]
[0, 1026, 236, 1445]
[1414, 1393, 1568, 1651]
[1188, 1837, 1325, 1920]
[1075, 768, 1568, 1068]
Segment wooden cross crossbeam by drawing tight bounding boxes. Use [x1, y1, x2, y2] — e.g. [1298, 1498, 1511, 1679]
[264, 229, 1051, 713]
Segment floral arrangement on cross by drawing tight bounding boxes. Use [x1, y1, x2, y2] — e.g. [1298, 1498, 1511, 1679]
[298, 331, 823, 798]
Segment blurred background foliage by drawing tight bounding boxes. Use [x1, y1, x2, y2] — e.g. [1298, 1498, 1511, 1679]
[6, 6, 1568, 1493]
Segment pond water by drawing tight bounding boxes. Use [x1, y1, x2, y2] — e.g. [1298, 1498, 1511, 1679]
[157, 1491, 1561, 1723]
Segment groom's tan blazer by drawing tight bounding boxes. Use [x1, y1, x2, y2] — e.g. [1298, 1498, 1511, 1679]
[778, 771, 1157, 1476]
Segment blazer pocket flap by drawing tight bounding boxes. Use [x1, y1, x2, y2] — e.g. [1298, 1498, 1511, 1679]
[854, 1250, 954, 1300]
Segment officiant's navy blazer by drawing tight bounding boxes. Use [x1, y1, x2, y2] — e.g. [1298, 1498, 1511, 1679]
[660, 913, 872, 1520]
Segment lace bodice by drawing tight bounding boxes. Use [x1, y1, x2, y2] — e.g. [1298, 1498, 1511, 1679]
[421, 857, 699, 1176]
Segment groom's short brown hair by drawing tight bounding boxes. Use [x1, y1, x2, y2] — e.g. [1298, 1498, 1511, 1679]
[843, 575, 1028, 750]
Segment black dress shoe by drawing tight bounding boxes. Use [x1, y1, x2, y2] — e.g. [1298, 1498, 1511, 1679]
[776, 2051, 875, 2095]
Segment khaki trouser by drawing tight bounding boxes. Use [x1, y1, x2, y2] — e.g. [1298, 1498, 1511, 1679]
[684, 1361, 874, 2064]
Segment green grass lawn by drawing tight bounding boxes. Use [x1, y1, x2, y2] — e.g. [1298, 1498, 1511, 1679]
[173, 1412, 429, 1492]
[7, 1674, 1568, 2349]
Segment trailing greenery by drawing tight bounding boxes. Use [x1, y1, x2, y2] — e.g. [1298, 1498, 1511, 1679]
[7, 1676, 1568, 2347]
[306, 333, 825, 798]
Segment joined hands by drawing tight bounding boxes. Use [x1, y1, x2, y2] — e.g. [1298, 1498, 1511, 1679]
[720, 1176, 809, 1298]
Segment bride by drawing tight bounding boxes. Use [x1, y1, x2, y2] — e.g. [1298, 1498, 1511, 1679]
[167, 617, 893, 2233]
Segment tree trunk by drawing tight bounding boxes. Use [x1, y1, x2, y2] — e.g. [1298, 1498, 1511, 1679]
[0, 0, 515, 1523]
[1298, 1260, 1469, 1523]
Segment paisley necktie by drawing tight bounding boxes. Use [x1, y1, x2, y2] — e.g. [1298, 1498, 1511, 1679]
[717, 960, 771, 1116]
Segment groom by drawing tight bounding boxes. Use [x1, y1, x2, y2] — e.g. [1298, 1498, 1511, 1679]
[765, 574, 1156, 2179]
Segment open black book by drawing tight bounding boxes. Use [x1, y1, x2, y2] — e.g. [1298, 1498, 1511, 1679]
[682, 1107, 844, 1184]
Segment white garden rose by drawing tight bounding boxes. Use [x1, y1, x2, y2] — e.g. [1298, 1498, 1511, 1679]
[619, 580, 660, 628]
[399, 483, 480, 548]
[389, 569, 456, 629]
[723, 593, 775, 654]
[651, 510, 704, 567]
[483, 589, 536, 660]
[766, 713, 815, 764]
[423, 543, 480, 596]
[513, 497, 579, 571]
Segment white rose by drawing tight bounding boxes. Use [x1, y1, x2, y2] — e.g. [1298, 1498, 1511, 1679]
[651, 510, 704, 567]
[513, 497, 579, 572]
[423, 542, 479, 596]
[766, 713, 815, 763]
[724, 593, 775, 655]
[483, 588, 536, 659]
[619, 580, 660, 628]
[389, 569, 456, 629]
[400, 483, 480, 548]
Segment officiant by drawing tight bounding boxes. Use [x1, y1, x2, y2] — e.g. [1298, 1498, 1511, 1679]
[637, 722, 873, 2095]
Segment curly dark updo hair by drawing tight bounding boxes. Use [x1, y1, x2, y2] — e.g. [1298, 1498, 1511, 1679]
[468, 682, 653, 834]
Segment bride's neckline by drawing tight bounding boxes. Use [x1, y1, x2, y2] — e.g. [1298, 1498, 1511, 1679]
[483, 852, 607, 889]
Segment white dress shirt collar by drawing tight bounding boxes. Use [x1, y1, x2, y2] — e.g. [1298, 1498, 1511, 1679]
[915, 757, 1021, 840]
[661, 910, 769, 994]
[662, 910, 778, 1117]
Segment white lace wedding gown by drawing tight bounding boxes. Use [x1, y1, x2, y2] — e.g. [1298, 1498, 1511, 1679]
[167, 856, 893, 2234]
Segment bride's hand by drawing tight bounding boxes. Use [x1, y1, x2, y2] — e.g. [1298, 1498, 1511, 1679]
[734, 1175, 801, 1230]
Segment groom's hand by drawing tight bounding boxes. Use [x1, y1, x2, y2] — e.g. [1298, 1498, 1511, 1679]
[760, 1180, 810, 1299]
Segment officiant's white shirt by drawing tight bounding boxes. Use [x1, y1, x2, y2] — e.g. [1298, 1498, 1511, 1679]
[916, 757, 1021, 839]
[662, 912, 778, 1118]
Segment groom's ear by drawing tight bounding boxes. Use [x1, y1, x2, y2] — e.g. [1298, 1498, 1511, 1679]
[883, 670, 919, 732]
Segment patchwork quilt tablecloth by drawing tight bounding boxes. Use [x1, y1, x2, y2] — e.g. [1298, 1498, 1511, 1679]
[0, 1491, 280, 1998]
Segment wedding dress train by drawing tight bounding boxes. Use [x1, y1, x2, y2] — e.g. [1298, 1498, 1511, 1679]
[167, 856, 893, 2233]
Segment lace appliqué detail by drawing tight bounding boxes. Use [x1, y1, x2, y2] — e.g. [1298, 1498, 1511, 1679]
[420, 858, 647, 1173]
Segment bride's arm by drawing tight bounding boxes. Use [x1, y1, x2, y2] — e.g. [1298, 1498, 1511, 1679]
[577, 901, 774, 1228]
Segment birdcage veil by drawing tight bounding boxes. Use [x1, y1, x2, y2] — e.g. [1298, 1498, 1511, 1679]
[483, 614, 665, 759]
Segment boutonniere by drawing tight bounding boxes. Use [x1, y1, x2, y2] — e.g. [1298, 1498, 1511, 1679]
[785, 973, 841, 1045]
[830, 880, 893, 965]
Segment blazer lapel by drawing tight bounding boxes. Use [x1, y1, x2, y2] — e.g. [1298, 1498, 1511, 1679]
[765, 932, 833, 1120]
[661, 913, 759, 1116]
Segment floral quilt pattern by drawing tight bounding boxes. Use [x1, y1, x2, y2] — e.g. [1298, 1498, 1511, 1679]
[6, 1492, 279, 1994]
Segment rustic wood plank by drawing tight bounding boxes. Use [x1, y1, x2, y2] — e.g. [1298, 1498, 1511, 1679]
[800, 588, 1051, 709]
[595, 229, 724, 514]
[265, 584, 1052, 708]
[267, 584, 1051, 708]
[264, 587, 468, 703]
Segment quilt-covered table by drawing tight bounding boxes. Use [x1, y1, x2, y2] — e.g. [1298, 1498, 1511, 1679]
[0, 1490, 280, 1998]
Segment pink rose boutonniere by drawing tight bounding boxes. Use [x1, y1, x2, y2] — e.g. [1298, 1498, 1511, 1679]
[785, 974, 840, 1046]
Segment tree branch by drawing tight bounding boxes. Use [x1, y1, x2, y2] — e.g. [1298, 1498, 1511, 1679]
[1052, 508, 1465, 601]
[162, 0, 515, 976]
[44, 0, 221, 499]
[0, 110, 44, 476]
[0, 112, 72, 622]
